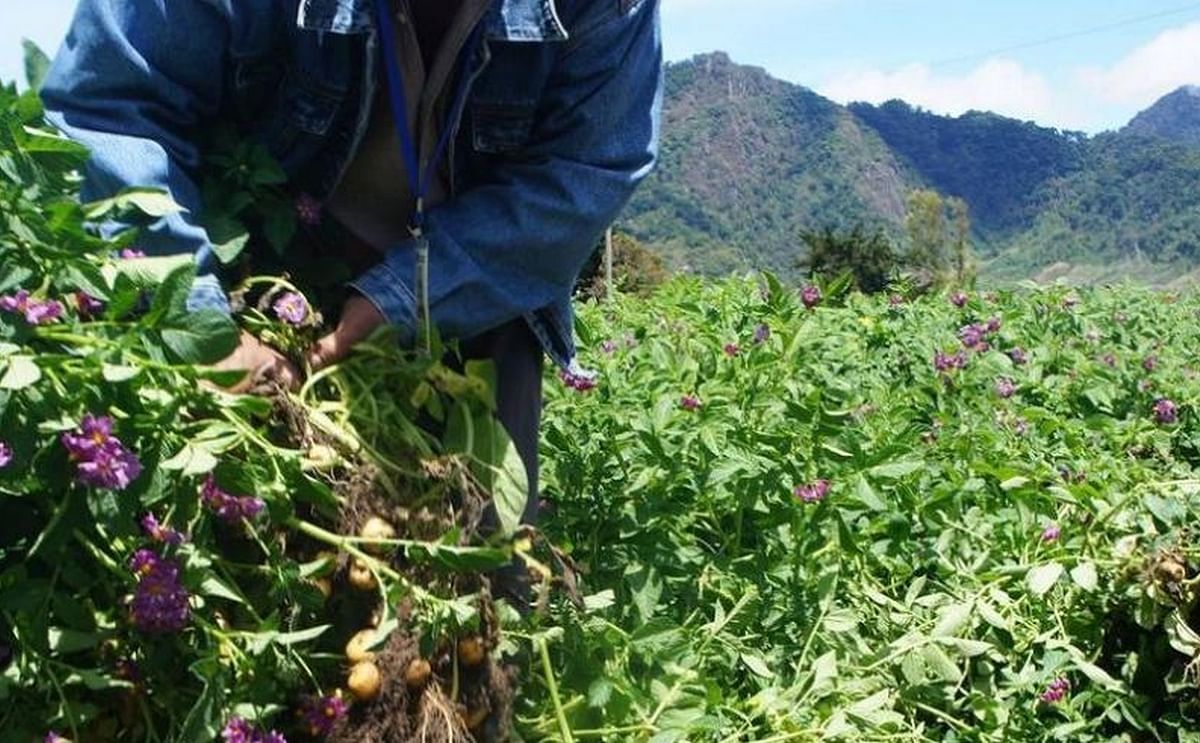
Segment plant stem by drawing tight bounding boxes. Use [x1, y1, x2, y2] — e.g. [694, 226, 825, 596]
[537, 636, 575, 743]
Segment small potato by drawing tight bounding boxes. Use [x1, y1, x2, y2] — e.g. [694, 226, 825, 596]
[348, 661, 382, 701]
[459, 704, 489, 730]
[359, 517, 396, 554]
[303, 444, 339, 471]
[346, 629, 378, 664]
[348, 559, 378, 592]
[310, 577, 333, 600]
[457, 636, 486, 667]
[1155, 558, 1187, 585]
[404, 658, 432, 689]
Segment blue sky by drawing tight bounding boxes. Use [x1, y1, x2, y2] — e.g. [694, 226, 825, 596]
[4, 0, 1200, 132]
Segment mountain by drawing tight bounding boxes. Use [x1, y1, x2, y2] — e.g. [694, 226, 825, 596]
[1124, 86, 1200, 146]
[619, 53, 1200, 284]
[620, 53, 918, 277]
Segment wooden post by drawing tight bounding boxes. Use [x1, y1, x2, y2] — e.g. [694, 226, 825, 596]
[604, 227, 614, 301]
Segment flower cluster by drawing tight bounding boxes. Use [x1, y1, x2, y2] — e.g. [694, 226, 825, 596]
[0, 290, 64, 325]
[221, 717, 287, 743]
[753, 324, 771, 344]
[800, 285, 822, 310]
[723, 342, 741, 358]
[128, 550, 189, 633]
[560, 368, 598, 392]
[141, 513, 186, 546]
[950, 291, 969, 308]
[1100, 352, 1117, 368]
[300, 694, 348, 736]
[1040, 677, 1070, 704]
[1008, 347, 1028, 366]
[119, 248, 147, 258]
[793, 479, 831, 503]
[934, 351, 968, 373]
[273, 292, 309, 326]
[1154, 398, 1179, 425]
[201, 475, 265, 525]
[295, 193, 323, 227]
[61, 415, 143, 490]
[959, 318, 1002, 353]
[0, 441, 11, 469]
[996, 378, 1016, 399]
[679, 394, 702, 411]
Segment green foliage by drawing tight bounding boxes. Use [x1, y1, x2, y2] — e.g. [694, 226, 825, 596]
[531, 277, 1200, 741]
[577, 231, 671, 300]
[798, 224, 897, 293]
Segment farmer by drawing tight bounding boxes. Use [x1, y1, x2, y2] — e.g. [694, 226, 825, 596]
[42, 0, 662, 601]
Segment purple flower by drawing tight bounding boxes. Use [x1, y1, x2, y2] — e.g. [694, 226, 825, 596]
[1041, 524, 1061, 542]
[600, 339, 617, 354]
[934, 351, 968, 373]
[559, 368, 598, 393]
[0, 441, 11, 469]
[221, 717, 256, 743]
[793, 479, 831, 504]
[45, 734, 70, 743]
[1008, 347, 1028, 366]
[753, 324, 771, 343]
[222, 717, 288, 743]
[996, 378, 1016, 399]
[1014, 418, 1030, 437]
[301, 694, 348, 736]
[888, 294, 905, 307]
[128, 551, 189, 633]
[959, 324, 988, 351]
[62, 415, 142, 490]
[295, 193, 323, 227]
[985, 316, 1002, 334]
[1100, 352, 1117, 368]
[1143, 355, 1159, 373]
[723, 342, 741, 358]
[272, 292, 308, 325]
[1154, 398, 1179, 425]
[680, 394, 702, 411]
[119, 248, 147, 259]
[0, 290, 64, 325]
[801, 285, 822, 309]
[74, 291, 105, 320]
[201, 475, 265, 524]
[1040, 677, 1070, 704]
[949, 291, 969, 308]
[141, 514, 186, 546]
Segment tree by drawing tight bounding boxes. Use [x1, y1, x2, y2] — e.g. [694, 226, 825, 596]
[903, 189, 975, 289]
[577, 231, 670, 299]
[798, 224, 897, 293]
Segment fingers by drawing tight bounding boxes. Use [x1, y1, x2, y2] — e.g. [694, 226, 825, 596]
[307, 332, 344, 373]
[252, 355, 301, 393]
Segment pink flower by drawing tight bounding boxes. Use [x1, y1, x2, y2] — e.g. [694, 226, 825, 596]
[934, 351, 968, 373]
[1154, 398, 1179, 425]
[74, 291, 105, 320]
[1143, 355, 1159, 373]
[1040, 677, 1070, 704]
[201, 475, 265, 524]
[600, 339, 617, 354]
[996, 378, 1016, 399]
[119, 248, 146, 259]
[1041, 524, 1061, 542]
[141, 514, 186, 546]
[61, 415, 142, 490]
[0, 441, 11, 469]
[949, 291, 969, 308]
[0, 290, 64, 325]
[560, 368, 598, 392]
[301, 694, 348, 736]
[793, 480, 831, 503]
[801, 285, 822, 309]
[295, 193, 323, 226]
[1008, 347, 1028, 366]
[723, 342, 741, 358]
[272, 292, 308, 325]
[888, 294, 905, 307]
[680, 394, 702, 411]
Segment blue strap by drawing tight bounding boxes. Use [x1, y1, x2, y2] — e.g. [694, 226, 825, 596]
[371, 0, 482, 232]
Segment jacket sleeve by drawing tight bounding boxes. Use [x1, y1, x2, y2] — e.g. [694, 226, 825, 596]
[351, 0, 663, 341]
[41, 0, 231, 313]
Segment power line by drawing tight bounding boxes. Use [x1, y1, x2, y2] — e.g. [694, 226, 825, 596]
[929, 1, 1200, 68]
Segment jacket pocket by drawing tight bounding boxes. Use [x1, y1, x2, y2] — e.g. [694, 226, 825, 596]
[470, 103, 536, 154]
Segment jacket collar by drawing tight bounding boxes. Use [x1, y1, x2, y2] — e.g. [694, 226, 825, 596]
[296, 0, 568, 41]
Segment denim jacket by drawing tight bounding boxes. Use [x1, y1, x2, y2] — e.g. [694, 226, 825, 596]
[41, 0, 662, 369]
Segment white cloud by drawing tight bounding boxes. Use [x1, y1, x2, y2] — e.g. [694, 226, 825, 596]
[819, 58, 1073, 125]
[1077, 21, 1200, 107]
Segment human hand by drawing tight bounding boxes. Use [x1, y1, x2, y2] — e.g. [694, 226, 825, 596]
[212, 331, 301, 393]
[307, 294, 385, 372]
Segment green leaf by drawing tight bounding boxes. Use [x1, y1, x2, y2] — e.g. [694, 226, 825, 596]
[199, 576, 246, 605]
[869, 458, 923, 480]
[177, 679, 222, 743]
[101, 363, 141, 383]
[0, 356, 40, 390]
[488, 431, 529, 540]
[1027, 562, 1064, 597]
[204, 214, 251, 264]
[921, 644, 962, 683]
[84, 187, 184, 220]
[931, 602, 972, 637]
[22, 39, 50, 91]
[272, 624, 331, 646]
[741, 653, 773, 679]
[1070, 562, 1099, 592]
[160, 310, 239, 364]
